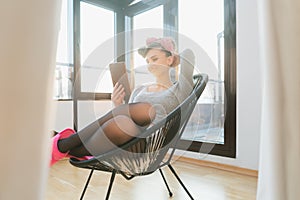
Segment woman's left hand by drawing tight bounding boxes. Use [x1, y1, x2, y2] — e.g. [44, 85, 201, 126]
[111, 82, 126, 107]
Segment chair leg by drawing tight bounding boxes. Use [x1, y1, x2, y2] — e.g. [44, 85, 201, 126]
[80, 169, 94, 200]
[168, 164, 194, 200]
[105, 170, 116, 200]
[159, 168, 173, 197]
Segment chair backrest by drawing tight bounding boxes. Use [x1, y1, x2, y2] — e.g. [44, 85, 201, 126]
[70, 74, 208, 177]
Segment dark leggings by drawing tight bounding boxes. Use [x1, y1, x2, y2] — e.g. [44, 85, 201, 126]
[58, 102, 155, 157]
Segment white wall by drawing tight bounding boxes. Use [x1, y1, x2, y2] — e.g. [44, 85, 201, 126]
[53, 101, 73, 130]
[235, 0, 262, 170]
[53, 101, 113, 131]
[54, 0, 262, 170]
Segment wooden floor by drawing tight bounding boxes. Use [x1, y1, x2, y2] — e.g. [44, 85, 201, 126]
[46, 159, 257, 200]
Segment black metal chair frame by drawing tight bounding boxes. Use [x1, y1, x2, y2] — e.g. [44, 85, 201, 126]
[70, 74, 208, 200]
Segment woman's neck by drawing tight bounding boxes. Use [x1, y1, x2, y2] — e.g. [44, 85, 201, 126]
[147, 75, 173, 92]
[155, 75, 173, 88]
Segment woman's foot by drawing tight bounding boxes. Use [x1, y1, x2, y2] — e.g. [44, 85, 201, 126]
[50, 128, 75, 166]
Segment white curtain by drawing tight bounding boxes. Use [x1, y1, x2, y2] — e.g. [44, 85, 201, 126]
[257, 0, 300, 199]
[0, 1, 61, 199]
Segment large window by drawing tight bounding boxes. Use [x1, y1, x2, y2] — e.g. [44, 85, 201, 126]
[68, 0, 236, 157]
[176, 0, 236, 157]
[178, 0, 225, 145]
[80, 2, 114, 93]
[132, 6, 164, 86]
[54, 0, 73, 100]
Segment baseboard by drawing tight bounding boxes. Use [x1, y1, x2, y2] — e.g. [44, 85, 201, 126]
[172, 155, 258, 177]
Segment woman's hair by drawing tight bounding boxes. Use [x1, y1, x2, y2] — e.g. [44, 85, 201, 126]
[138, 37, 176, 58]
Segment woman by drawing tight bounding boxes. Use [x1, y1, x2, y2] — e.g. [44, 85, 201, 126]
[51, 37, 195, 166]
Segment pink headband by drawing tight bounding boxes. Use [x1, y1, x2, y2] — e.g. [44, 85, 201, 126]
[146, 37, 175, 52]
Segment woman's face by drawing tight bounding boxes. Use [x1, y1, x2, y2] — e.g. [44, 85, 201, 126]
[145, 48, 173, 77]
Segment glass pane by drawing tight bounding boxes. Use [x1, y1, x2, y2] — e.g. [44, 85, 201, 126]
[56, 0, 73, 64]
[54, 64, 73, 99]
[132, 6, 163, 86]
[80, 2, 114, 93]
[54, 0, 73, 99]
[178, 0, 225, 144]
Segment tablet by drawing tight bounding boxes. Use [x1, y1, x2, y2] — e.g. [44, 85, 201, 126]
[109, 62, 131, 103]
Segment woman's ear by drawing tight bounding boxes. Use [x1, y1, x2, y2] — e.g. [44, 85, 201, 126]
[167, 55, 175, 67]
[170, 54, 180, 67]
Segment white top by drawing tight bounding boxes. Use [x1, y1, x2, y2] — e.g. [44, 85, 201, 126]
[129, 49, 195, 123]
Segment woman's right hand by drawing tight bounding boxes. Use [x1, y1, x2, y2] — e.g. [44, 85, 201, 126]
[111, 82, 126, 107]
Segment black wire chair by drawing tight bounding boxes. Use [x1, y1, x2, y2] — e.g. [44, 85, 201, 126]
[70, 74, 208, 200]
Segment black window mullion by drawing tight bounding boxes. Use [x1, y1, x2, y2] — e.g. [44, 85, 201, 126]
[115, 8, 126, 62]
[163, 0, 178, 41]
[73, 0, 81, 131]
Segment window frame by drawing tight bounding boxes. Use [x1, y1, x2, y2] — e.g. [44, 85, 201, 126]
[168, 0, 237, 158]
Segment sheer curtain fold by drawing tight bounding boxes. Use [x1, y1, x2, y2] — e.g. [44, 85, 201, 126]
[257, 0, 300, 199]
[0, 1, 61, 199]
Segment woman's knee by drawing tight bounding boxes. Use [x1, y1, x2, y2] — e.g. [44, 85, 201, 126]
[102, 115, 140, 145]
[130, 102, 156, 126]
